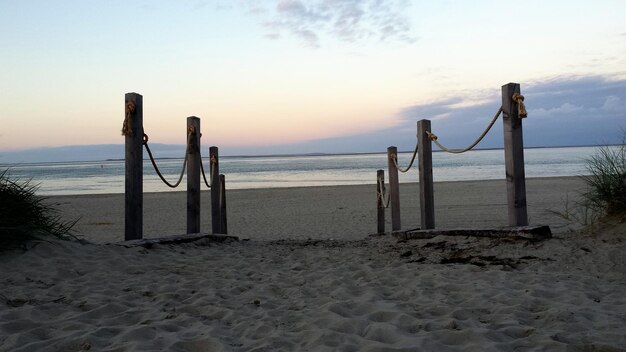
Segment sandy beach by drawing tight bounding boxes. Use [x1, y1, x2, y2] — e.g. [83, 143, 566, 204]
[1, 177, 625, 351]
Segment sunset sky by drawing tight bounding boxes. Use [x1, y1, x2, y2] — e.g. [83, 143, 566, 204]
[1, 0, 625, 159]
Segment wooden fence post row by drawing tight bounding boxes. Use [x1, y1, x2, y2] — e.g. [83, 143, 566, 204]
[417, 119, 435, 230]
[125, 93, 143, 241]
[502, 83, 528, 226]
[387, 147, 401, 231]
[187, 116, 201, 234]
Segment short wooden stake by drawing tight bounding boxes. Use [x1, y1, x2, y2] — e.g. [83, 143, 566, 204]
[418, 119, 435, 229]
[387, 146, 401, 231]
[502, 83, 529, 226]
[187, 116, 201, 234]
[124, 93, 143, 240]
[219, 174, 228, 234]
[209, 146, 221, 234]
[377, 169, 385, 234]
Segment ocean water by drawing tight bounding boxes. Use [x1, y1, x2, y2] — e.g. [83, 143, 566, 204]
[1, 146, 600, 196]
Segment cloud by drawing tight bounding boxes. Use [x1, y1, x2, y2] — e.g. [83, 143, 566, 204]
[398, 76, 626, 149]
[245, 0, 416, 47]
[218, 75, 626, 155]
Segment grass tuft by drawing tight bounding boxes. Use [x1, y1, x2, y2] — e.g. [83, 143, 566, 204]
[581, 139, 626, 217]
[1, 169, 76, 249]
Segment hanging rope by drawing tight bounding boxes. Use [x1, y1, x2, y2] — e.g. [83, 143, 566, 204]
[392, 142, 419, 173]
[199, 151, 212, 188]
[425, 107, 503, 154]
[376, 177, 391, 209]
[122, 100, 135, 136]
[143, 133, 188, 188]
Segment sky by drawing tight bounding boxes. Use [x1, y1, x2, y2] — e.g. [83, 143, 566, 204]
[1, 0, 625, 161]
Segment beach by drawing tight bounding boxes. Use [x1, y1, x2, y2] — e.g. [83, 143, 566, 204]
[1, 177, 625, 351]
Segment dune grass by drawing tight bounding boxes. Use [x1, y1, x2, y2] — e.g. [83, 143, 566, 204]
[0, 169, 76, 249]
[581, 140, 626, 217]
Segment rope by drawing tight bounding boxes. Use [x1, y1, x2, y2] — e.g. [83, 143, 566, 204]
[512, 93, 527, 118]
[199, 152, 211, 188]
[392, 142, 418, 173]
[143, 133, 188, 188]
[376, 177, 391, 209]
[426, 107, 503, 154]
[122, 100, 135, 136]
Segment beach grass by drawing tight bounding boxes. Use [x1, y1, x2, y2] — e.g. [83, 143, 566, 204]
[581, 138, 626, 217]
[0, 169, 76, 249]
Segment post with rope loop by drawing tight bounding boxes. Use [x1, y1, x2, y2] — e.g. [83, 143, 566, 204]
[418, 119, 435, 229]
[123, 93, 143, 240]
[387, 146, 401, 231]
[209, 146, 222, 234]
[502, 83, 528, 226]
[376, 170, 385, 234]
[187, 117, 201, 234]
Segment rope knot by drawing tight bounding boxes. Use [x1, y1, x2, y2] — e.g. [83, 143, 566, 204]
[122, 100, 136, 136]
[142, 133, 149, 145]
[512, 93, 527, 118]
[210, 155, 218, 165]
[426, 131, 438, 141]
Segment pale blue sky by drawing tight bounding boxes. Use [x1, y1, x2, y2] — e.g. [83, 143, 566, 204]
[1, 0, 625, 159]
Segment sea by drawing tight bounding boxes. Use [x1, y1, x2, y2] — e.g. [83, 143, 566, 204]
[1, 146, 601, 196]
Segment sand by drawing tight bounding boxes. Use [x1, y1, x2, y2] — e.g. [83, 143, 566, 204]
[48, 177, 586, 243]
[1, 177, 625, 351]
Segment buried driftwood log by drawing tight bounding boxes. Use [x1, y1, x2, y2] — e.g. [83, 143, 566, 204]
[114, 233, 239, 249]
[392, 225, 552, 241]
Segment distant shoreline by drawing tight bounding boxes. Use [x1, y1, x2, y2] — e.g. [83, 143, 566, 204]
[0, 144, 610, 166]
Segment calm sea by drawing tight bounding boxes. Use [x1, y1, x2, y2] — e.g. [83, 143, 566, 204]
[1, 146, 598, 196]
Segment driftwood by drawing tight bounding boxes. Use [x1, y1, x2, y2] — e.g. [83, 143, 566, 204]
[112, 232, 238, 248]
[392, 225, 551, 241]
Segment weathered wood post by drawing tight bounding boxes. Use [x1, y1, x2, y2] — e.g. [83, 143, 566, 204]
[219, 174, 228, 234]
[209, 146, 221, 234]
[387, 146, 401, 231]
[377, 169, 385, 234]
[418, 119, 435, 229]
[187, 116, 201, 234]
[124, 93, 143, 240]
[502, 83, 529, 226]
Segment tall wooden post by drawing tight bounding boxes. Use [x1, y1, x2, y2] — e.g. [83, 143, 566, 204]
[376, 169, 385, 234]
[502, 83, 528, 226]
[124, 93, 143, 240]
[387, 146, 401, 231]
[219, 174, 228, 234]
[209, 146, 221, 234]
[187, 116, 201, 234]
[418, 119, 435, 229]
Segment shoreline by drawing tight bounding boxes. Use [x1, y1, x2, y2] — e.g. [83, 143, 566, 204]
[49, 176, 587, 244]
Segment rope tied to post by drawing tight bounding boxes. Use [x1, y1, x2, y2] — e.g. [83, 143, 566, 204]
[392, 142, 419, 173]
[143, 132, 188, 188]
[122, 100, 136, 136]
[425, 106, 503, 154]
[512, 93, 527, 118]
[376, 176, 391, 209]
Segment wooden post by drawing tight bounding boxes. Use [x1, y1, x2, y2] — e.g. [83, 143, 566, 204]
[387, 146, 401, 231]
[209, 146, 221, 234]
[124, 93, 143, 240]
[418, 119, 435, 229]
[502, 83, 529, 226]
[187, 116, 201, 234]
[219, 174, 228, 234]
[377, 170, 385, 234]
